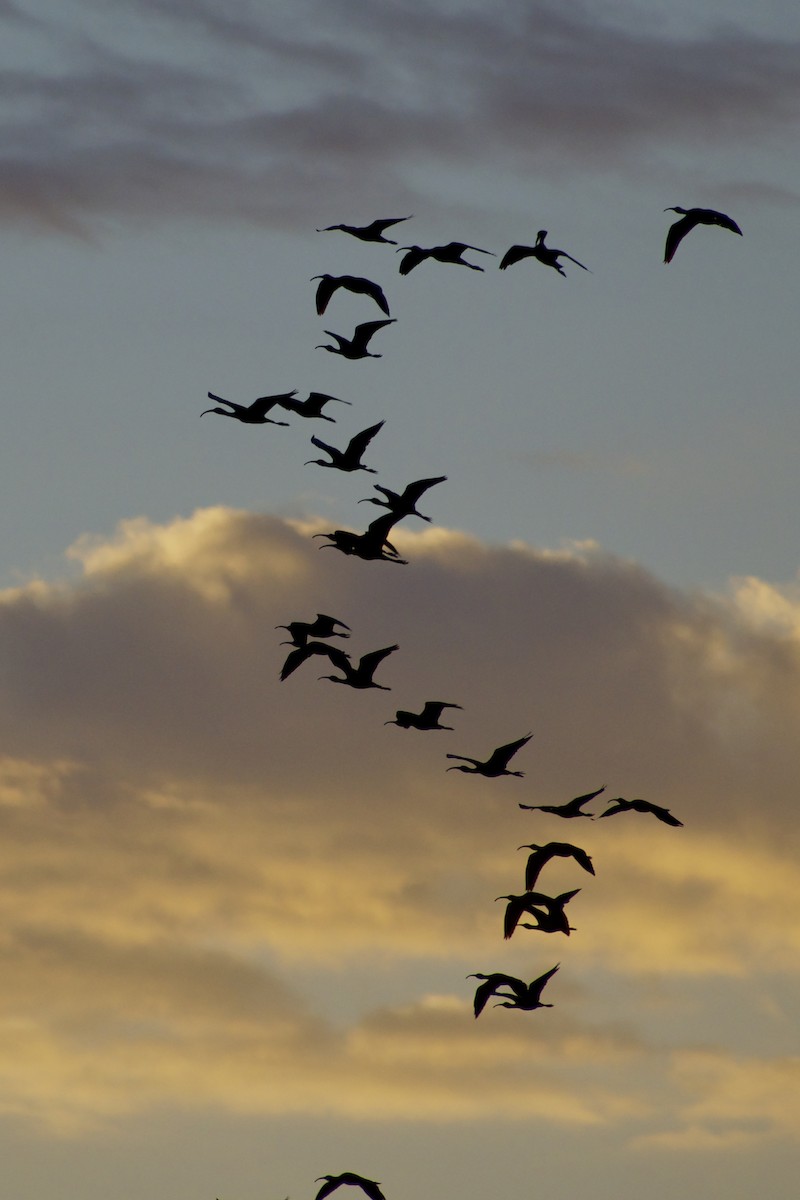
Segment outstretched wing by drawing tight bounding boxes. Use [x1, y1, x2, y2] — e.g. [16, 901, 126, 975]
[358, 644, 399, 675]
[664, 214, 695, 263]
[486, 732, 532, 772]
[312, 275, 339, 315]
[397, 246, 429, 275]
[528, 963, 560, 1002]
[499, 244, 534, 270]
[347, 420, 385, 458]
[399, 475, 448, 504]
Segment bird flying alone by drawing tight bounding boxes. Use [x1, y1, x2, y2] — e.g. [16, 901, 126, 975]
[663, 206, 742, 263]
[311, 274, 390, 316]
[597, 797, 684, 827]
[316, 216, 413, 244]
[314, 1174, 387, 1200]
[446, 733, 532, 777]
[305, 421, 385, 473]
[316, 319, 396, 359]
[499, 230, 590, 276]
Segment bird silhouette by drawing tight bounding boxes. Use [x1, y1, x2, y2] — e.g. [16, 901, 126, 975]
[496, 889, 580, 939]
[314, 1175, 386, 1200]
[597, 797, 684, 827]
[446, 733, 532, 777]
[200, 391, 294, 424]
[318, 644, 399, 690]
[397, 242, 495, 275]
[316, 216, 412, 244]
[468, 965, 559, 1017]
[314, 512, 408, 564]
[305, 421, 385, 473]
[663, 206, 742, 263]
[276, 613, 351, 648]
[276, 391, 351, 423]
[279, 640, 343, 682]
[358, 475, 447, 523]
[499, 230, 589, 276]
[385, 701, 462, 730]
[517, 841, 595, 890]
[316, 319, 396, 359]
[519, 784, 605, 818]
[312, 274, 390, 316]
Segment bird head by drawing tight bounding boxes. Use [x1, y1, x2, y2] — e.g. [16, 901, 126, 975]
[664, 206, 687, 214]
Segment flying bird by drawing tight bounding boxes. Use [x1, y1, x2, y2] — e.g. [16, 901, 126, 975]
[305, 421, 385, 473]
[663, 206, 742, 263]
[276, 391, 351, 423]
[314, 1175, 386, 1200]
[319, 644, 399, 690]
[276, 613, 351, 648]
[499, 230, 589, 276]
[385, 701, 462, 730]
[468, 965, 559, 1017]
[517, 841, 595, 890]
[316, 319, 396, 359]
[314, 512, 408, 564]
[446, 733, 532, 777]
[519, 784, 605, 818]
[279, 640, 342, 682]
[496, 889, 580, 939]
[397, 242, 495, 275]
[597, 797, 684, 827]
[316, 216, 412, 244]
[200, 391, 295, 425]
[358, 475, 447, 523]
[311, 274, 390, 316]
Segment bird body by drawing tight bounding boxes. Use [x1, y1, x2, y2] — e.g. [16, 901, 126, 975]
[598, 797, 684, 827]
[276, 613, 351, 648]
[519, 784, 605, 818]
[200, 391, 294, 424]
[312, 274, 390, 316]
[305, 421, 385, 473]
[499, 230, 589, 276]
[276, 391, 351, 423]
[397, 242, 495, 275]
[663, 206, 742, 263]
[359, 475, 447, 523]
[386, 701, 462, 730]
[316, 216, 412, 244]
[316, 319, 396, 359]
[517, 841, 595, 890]
[468, 965, 559, 1017]
[314, 1174, 386, 1200]
[319, 644, 399, 690]
[446, 733, 532, 777]
[314, 512, 407, 564]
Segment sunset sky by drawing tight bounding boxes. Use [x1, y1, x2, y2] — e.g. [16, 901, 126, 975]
[1, 2, 799, 1199]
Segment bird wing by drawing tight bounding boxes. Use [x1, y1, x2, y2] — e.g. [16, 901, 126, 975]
[313, 275, 339, 315]
[369, 216, 412, 235]
[279, 641, 338, 681]
[399, 475, 448, 503]
[309, 434, 336, 459]
[664, 214, 695, 263]
[564, 784, 605, 813]
[549, 842, 595, 874]
[358, 644, 399, 675]
[499, 244, 534, 270]
[486, 732, 532, 771]
[313, 1181, 339, 1200]
[558, 251, 590, 271]
[250, 391, 296, 418]
[470, 973, 524, 1017]
[341, 275, 391, 315]
[347, 420, 385, 458]
[528, 963, 560, 1001]
[630, 799, 684, 826]
[397, 246, 429, 275]
[708, 209, 742, 236]
[521, 847, 548, 891]
[206, 391, 239, 410]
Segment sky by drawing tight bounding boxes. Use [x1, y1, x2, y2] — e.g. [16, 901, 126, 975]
[1, 1, 799, 1198]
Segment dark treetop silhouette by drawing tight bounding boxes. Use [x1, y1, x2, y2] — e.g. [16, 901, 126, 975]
[468, 965, 560, 1017]
[316, 319, 397, 359]
[663, 206, 742, 263]
[385, 700, 463, 730]
[446, 732, 532, 777]
[499, 229, 590, 276]
[517, 841, 595, 890]
[200, 390, 295, 425]
[276, 391, 351, 423]
[314, 1174, 387, 1200]
[305, 420, 385, 473]
[312, 274, 390, 316]
[359, 474, 447, 523]
[313, 512, 408, 565]
[598, 796, 684, 827]
[397, 241, 495, 275]
[276, 613, 351, 648]
[316, 216, 412, 244]
[519, 783, 605, 817]
[496, 888, 581, 939]
[318, 644, 399, 690]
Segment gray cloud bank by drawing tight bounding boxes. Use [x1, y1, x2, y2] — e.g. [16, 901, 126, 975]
[2, 0, 800, 233]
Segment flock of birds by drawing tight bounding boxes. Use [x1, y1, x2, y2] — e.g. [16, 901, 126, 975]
[203, 206, 740, 1023]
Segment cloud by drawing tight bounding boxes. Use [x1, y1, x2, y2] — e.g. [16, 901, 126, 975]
[0, 508, 798, 1136]
[2, 0, 800, 233]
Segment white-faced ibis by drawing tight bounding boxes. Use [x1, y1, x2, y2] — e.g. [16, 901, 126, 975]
[319, 644, 399, 690]
[358, 475, 447, 522]
[598, 796, 683, 826]
[499, 230, 589, 276]
[305, 421, 384, 473]
[385, 701, 462, 730]
[663, 206, 742, 263]
[397, 241, 495, 275]
[517, 841, 595, 890]
[519, 784, 605, 818]
[312, 274, 390, 316]
[316, 319, 396, 359]
[468, 965, 559, 1017]
[316, 217, 412, 244]
[314, 1174, 386, 1200]
[276, 614, 351, 648]
[446, 733, 532, 777]
[200, 391, 294, 425]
